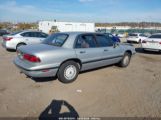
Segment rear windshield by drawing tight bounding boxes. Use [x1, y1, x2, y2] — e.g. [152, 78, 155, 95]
[149, 35, 161, 38]
[43, 33, 68, 47]
[129, 34, 138, 37]
[10, 31, 22, 35]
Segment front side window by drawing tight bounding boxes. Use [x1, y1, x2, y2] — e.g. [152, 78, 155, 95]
[39, 32, 48, 38]
[75, 34, 97, 48]
[35, 32, 48, 38]
[43, 33, 68, 47]
[95, 34, 113, 47]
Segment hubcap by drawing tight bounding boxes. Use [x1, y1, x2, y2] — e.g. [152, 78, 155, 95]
[64, 65, 77, 80]
[123, 55, 130, 66]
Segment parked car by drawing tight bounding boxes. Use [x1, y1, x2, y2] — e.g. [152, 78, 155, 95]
[127, 33, 147, 43]
[0, 29, 10, 36]
[2, 30, 48, 50]
[104, 33, 121, 43]
[14, 32, 136, 83]
[141, 33, 161, 52]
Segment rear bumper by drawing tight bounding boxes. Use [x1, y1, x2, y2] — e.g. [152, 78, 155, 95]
[142, 44, 161, 51]
[13, 58, 58, 78]
[2, 41, 16, 50]
[127, 38, 139, 43]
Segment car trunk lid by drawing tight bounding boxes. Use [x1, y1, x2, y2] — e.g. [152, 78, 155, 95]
[18, 44, 61, 55]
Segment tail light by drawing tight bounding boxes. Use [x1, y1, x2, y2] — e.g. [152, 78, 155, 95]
[3, 37, 13, 41]
[142, 40, 147, 43]
[159, 42, 161, 44]
[23, 54, 41, 63]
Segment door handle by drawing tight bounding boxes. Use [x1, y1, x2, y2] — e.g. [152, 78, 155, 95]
[80, 51, 86, 54]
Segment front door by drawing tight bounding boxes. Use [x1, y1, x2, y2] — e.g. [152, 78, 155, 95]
[74, 34, 103, 71]
[95, 34, 123, 66]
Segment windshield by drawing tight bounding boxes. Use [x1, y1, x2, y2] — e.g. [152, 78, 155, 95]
[43, 33, 69, 47]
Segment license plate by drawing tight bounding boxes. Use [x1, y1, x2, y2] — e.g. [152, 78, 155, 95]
[147, 42, 159, 46]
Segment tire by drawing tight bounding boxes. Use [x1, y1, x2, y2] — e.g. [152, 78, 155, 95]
[16, 43, 26, 51]
[119, 52, 131, 67]
[142, 48, 146, 52]
[57, 61, 79, 83]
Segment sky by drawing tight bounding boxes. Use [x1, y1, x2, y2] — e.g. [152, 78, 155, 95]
[0, 0, 161, 23]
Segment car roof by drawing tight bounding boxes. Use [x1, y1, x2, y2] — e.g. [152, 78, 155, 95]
[55, 32, 104, 36]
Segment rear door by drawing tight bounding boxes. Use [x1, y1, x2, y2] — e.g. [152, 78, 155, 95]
[95, 34, 123, 65]
[74, 34, 103, 71]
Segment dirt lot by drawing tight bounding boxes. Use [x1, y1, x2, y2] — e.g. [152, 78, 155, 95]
[0, 37, 161, 118]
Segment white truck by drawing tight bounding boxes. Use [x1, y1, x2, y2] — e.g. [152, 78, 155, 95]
[39, 21, 95, 34]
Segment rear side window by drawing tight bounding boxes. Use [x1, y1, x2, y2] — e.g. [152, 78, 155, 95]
[39, 32, 48, 38]
[21, 32, 34, 37]
[43, 33, 68, 47]
[75, 34, 97, 48]
[95, 34, 113, 47]
[149, 35, 161, 38]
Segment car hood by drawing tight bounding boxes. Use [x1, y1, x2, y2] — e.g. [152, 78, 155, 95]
[18, 44, 62, 55]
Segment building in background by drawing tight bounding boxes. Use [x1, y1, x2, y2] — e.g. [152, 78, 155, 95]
[39, 21, 95, 34]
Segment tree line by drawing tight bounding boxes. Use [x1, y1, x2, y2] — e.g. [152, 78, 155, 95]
[96, 22, 161, 28]
[0, 22, 38, 31]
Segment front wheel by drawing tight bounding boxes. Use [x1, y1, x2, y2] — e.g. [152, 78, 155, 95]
[57, 61, 79, 83]
[119, 52, 131, 67]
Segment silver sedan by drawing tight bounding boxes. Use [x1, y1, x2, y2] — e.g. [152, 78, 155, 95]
[14, 32, 136, 83]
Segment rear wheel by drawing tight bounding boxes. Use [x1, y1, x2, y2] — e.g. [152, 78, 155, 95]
[57, 61, 79, 83]
[119, 52, 131, 67]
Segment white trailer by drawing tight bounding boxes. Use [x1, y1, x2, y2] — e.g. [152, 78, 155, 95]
[39, 21, 95, 34]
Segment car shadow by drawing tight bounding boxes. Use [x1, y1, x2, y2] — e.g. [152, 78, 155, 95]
[39, 100, 79, 120]
[6, 49, 16, 52]
[31, 77, 57, 83]
[135, 47, 161, 55]
[31, 65, 117, 83]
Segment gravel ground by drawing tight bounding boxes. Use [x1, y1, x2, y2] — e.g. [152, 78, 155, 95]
[0, 37, 161, 118]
